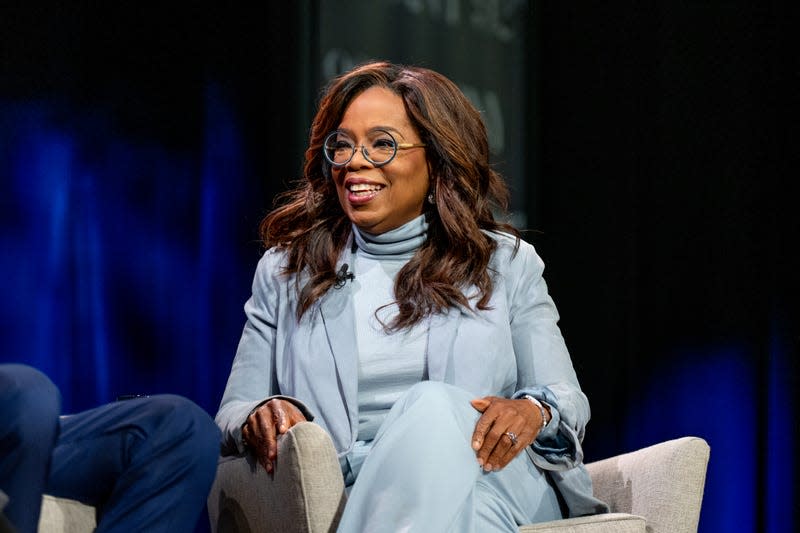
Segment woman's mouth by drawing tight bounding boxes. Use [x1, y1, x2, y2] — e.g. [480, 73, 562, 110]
[347, 182, 384, 203]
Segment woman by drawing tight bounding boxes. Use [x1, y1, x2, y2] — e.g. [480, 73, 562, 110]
[215, 61, 607, 531]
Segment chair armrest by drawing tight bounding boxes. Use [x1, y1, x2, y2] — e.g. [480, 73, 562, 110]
[38, 495, 96, 533]
[208, 422, 346, 533]
[519, 512, 646, 533]
[585, 436, 710, 533]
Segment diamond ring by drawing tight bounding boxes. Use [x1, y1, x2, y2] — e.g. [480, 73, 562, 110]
[505, 431, 518, 445]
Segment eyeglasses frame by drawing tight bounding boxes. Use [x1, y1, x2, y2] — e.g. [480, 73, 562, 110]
[323, 129, 426, 168]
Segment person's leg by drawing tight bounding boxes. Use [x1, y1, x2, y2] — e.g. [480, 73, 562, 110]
[46, 394, 220, 533]
[471, 454, 562, 531]
[337, 381, 562, 533]
[0, 364, 60, 533]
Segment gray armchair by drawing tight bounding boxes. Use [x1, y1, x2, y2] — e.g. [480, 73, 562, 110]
[38, 496, 95, 533]
[32, 426, 709, 532]
[207, 423, 710, 533]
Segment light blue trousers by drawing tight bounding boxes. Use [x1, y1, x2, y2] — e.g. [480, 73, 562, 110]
[338, 381, 563, 532]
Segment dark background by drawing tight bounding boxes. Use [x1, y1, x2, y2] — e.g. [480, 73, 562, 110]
[1, 2, 796, 532]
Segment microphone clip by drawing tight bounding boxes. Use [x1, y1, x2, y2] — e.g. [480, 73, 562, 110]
[334, 263, 355, 289]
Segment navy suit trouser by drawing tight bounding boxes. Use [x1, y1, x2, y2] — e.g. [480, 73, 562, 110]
[0, 364, 220, 533]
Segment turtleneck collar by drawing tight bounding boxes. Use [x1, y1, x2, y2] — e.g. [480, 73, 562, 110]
[352, 214, 429, 257]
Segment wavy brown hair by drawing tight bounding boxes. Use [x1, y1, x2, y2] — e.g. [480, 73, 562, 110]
[260, 61, 519, 331]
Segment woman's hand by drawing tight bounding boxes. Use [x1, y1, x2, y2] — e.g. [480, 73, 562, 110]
[242, 398, 307, 474]
[470, 396, 545, 472]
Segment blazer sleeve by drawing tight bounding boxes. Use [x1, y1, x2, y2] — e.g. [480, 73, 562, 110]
[504, 239, 590, 471]
[214, 250, 312, 454]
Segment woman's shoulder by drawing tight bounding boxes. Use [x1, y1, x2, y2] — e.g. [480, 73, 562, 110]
[485, 230, 540, 265]
[252, 246, 292, 283]
[484, 232, 548, 301]
[260, 245, 290, 262]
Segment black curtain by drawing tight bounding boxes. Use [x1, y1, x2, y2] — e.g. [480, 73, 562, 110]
[532, 4, 798, 531]
[1, 4, 319, 416]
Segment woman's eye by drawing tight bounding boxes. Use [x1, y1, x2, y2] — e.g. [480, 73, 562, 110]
[373, 138, 396, 150]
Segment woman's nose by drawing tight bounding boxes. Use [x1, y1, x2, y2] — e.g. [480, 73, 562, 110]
[346, 146, 373, 169]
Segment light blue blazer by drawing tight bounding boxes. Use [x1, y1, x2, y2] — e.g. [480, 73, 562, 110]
[216, 232, 606, 516]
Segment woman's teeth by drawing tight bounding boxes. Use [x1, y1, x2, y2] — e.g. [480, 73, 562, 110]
[348, 183, 383, 195]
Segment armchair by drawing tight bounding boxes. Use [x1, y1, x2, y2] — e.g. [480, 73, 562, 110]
[38, 496, 96, 533]
[207, 423, 709, 533]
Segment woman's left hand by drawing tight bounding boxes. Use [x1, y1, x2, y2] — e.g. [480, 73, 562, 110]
[470, 396, 541, 472]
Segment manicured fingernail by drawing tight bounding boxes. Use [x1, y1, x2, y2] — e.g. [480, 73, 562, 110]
[472, 440, 481, 449]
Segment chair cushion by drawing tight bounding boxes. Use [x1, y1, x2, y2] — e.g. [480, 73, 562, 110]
[519, 512, 646, 533]
[38, 495, 96, 533]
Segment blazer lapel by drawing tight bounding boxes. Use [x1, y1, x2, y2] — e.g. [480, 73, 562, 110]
[318, 233, 466, 434]
[319, 260, 359, 437]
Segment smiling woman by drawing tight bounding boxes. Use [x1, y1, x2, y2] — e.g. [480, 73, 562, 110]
[329, 86, 430, 234]
[214, 61, 607, 532]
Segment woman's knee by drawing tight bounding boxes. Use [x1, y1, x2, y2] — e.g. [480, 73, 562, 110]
[403, 381, 473, 411]
[394, 382, 480, 432]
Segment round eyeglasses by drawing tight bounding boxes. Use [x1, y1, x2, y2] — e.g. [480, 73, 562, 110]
[323, 129, 426, 167]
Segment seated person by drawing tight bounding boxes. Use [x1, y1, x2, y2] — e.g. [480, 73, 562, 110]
[0, 363, 220, 533]
[215, 61, 607, 532]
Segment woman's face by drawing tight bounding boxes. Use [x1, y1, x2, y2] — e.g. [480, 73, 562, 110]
[330, 86, 430, 235]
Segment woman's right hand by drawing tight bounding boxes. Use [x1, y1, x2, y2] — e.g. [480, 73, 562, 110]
[242, 398, 307, 474]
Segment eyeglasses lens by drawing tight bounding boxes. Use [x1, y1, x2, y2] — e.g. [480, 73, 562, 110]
[324, 131, 398, 166]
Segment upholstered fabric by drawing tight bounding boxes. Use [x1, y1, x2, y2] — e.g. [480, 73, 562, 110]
[208, 422, 346, 533]
[586, 436, 710, 533]
[205, 432, 708, 533]
[38, 495, 96, 533]
[38, 432, 708, 533]
[518, 513, 646, 532]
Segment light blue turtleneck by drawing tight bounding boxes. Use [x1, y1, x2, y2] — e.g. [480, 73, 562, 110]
[351, 214, 430, 442]
[339, 215, 430, 485]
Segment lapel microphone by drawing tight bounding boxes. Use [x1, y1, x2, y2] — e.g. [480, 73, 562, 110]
[334, 263, 355, 289]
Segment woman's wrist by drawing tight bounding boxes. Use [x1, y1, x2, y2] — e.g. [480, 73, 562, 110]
[523, 394, 551, 431]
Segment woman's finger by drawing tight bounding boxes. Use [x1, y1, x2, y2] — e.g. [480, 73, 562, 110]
[477, 411, 514, 470]
[246, 399, 309, 474]
[488, 422, 538, 470]
[485, 428, 517, 471]
[470, 397, 491, 412]
[261, 403, 281, 465]
[473, 397, 541, 471]
[471, 409, 496, 455]
[251, 404, 277, 473]
[273, 403, 289, 433]
[470, 396, 500, 451]
[270, 399, 306, 433]
[495, 433, 526, 470]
